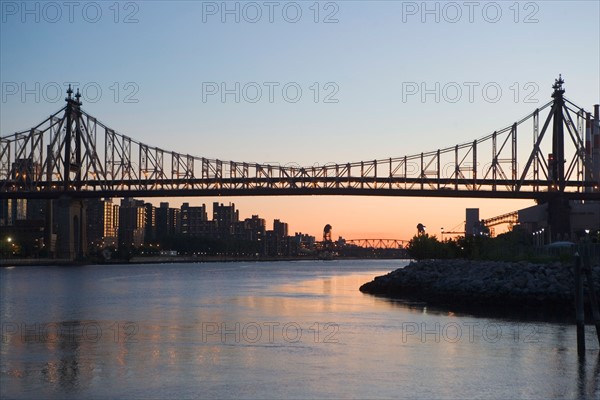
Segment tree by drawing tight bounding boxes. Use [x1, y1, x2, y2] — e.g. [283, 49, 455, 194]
[406, 234, 453, 260]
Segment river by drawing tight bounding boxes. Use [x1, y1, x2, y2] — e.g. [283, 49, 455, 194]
[1, 260, 599, 399]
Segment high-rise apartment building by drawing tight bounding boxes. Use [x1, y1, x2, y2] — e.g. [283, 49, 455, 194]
[87, 198, 119, 248]
[180, 203, 208, 236]
[213, 202, 239, 238]
[119, 198, 146, 248]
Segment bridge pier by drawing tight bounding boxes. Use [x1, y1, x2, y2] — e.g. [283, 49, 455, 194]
[56, 197, 87, 260]
[547, 195, 571, 242]
[593, 105, 600, 186]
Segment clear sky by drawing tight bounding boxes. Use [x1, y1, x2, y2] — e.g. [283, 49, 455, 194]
[1, 1, 599, 240]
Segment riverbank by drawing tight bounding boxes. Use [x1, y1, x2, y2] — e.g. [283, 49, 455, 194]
[0, 255, 399, 267]
[0, 256, 312, 266]
[359, 259, 600, 320]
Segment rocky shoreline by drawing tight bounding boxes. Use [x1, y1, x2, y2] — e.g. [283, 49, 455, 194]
[360, 259, 600, 319]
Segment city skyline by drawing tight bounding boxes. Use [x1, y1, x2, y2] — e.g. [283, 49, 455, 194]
[1, 1, 598, 240]
[141, 196, 523, 239]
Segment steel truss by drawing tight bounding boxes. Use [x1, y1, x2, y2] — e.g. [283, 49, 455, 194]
[345, 239, 409, 249]
[2, 84, 599, 200]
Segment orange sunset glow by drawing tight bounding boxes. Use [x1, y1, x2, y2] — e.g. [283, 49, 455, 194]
[146, 196, 533, 241]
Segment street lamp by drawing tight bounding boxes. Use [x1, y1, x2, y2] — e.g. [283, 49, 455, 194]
[584, 229, 591, 243]
[5, 237, 16, 256]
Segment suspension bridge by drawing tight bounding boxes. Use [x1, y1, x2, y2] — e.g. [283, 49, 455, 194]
[1, 76, 599, 259]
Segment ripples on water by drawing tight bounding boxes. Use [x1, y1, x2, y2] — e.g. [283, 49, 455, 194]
[1, 260, 599, 399]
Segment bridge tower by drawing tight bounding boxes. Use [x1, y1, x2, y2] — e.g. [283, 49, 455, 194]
[546, 75, 571, 241]
[591, 104, 600, 188]
[550, 75, 567, 190]
[56, 86, 87, 260]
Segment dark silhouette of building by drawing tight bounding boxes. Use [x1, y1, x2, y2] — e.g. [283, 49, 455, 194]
[180, 202, 208, 236]
[273, 219, 289, 238]
[264, 219, 291, 256]
[213, 202, 239, 238]
[0, 198, 46, 257]
[155, 202, 181, 239]
[118, 198, 146, 248]
[144, 203, 156, 243]
[86, 198, 119, 249]
[1, 158, 48, 256]
[242, 215, 266, 241]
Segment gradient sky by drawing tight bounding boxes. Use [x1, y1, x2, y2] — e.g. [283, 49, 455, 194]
[1, 1, 599, 240]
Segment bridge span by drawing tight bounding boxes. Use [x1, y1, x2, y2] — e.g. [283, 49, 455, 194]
[1, 77, 599, 201]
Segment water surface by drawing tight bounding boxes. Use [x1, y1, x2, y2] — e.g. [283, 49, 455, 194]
[1, 260, 599, 399]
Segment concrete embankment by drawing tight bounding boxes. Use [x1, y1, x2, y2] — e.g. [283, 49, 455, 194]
[359, 259, 600, 318]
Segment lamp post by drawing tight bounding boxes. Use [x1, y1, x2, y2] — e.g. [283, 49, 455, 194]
[6, 237, 15, 257]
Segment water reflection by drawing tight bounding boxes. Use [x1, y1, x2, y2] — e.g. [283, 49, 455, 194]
[577, 352, 600, 399]
[3, 320, 98, 397]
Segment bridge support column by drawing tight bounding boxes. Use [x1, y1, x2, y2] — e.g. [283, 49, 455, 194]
[593, 105, 600, 185]
[56, 197, 87, 260]
[547, 195, 571, 242]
